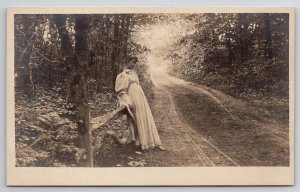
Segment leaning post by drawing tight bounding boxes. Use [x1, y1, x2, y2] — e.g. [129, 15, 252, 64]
[77, 103, 93, 167]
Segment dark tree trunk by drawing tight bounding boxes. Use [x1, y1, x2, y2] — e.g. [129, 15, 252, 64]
[53, 15, 74, 60]
[111, 16, 120, 88]
[237, 13, 248, 63]
[54, 14, 93, 167]
[263, 13, 273, 59]
[72, 15, 90, 104]
[120, 15, 131, 69]
[53, 15, 75, 101]
[225, 28, 234, 66]
[54, 15, 90, 104]
[22, 16, 35, 97]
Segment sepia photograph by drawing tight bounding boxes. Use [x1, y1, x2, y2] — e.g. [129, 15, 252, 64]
[6, 7, 295, 185]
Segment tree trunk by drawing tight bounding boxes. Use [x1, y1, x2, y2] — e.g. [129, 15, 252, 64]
[225, 28, 234, 66]
[21, 16, 35, 97]
[263, 13, 273, 59]
[77, 104, 93, 167]
[54, 15, 92, 167]
[111, 16, 120, 88]
[70, 15, 90, 104]
[53, 15, 75, 101]
[53, 15, 74, 59]
[237, 14, 248, 63]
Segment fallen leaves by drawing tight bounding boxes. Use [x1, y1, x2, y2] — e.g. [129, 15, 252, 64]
[127, 160, 146, 167]
[15, 88, 131, 167]
[37, 112, 71, 128]
[16, 143, 50, 167]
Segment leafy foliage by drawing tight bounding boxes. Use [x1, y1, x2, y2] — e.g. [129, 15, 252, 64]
[168, 13, 289, 98]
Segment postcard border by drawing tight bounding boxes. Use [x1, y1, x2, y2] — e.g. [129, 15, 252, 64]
[6, 7, 295, 186]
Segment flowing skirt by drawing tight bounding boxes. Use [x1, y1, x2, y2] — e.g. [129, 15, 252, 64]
[128, 83, 161, 150]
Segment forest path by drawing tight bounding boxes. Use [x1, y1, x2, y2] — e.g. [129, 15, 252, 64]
[148, 71, 240, 166]
[133, 20, 289, 166]
[146, 70, 289, 166]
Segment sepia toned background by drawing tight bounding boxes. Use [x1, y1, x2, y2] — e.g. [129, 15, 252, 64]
[1, 0, 300, 190]
[13, 12, 290, 168]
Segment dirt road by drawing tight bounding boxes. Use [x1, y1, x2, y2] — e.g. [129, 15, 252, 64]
[105, 19, 288, 167]
[96, 70, 289, 167]
[148, 72, 239, 166]
[139, 71, 289, 166]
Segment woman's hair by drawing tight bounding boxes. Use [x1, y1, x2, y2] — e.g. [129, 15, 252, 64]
[125, 57, 138, 69]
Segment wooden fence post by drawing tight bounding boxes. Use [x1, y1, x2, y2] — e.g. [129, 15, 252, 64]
[78, 104, 93, 167]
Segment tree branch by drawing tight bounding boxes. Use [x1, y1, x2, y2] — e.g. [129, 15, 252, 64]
[90, 105, 126, 132]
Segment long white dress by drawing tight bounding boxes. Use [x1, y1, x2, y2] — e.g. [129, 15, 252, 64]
[115, 69, 162, 150]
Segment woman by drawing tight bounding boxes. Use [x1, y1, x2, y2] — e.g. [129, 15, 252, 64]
[115, 58, 165, 151]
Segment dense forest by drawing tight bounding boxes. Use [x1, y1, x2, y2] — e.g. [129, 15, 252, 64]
[14, 13, 289, 167]
[168, 13, 289, 98]
[15, 14, 139, 100]
[14, 14, 145, 166]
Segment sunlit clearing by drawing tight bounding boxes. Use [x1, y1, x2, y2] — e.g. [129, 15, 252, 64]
[134, 18, 193, 75]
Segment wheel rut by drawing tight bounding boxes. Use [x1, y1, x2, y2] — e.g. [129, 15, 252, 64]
[151, 78, 239, 166]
